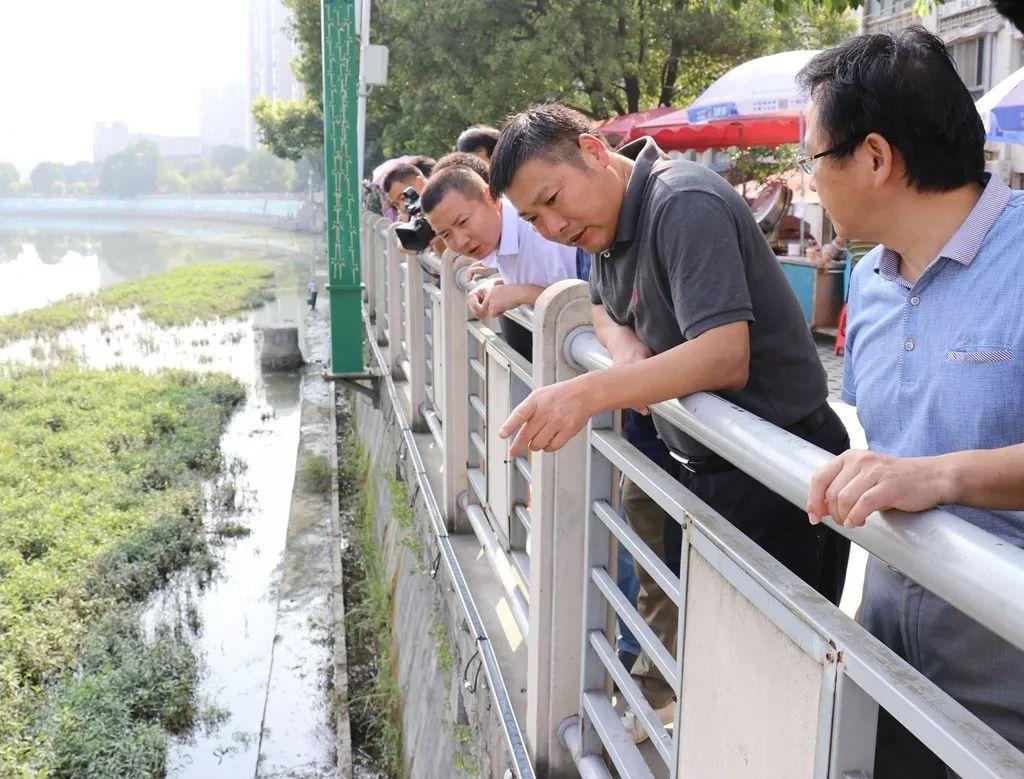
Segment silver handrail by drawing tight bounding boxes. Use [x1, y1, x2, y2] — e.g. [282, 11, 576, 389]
[566, 327, 1024, 653]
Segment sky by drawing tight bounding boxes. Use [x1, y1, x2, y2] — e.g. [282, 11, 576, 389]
[1, 0, 250, 176]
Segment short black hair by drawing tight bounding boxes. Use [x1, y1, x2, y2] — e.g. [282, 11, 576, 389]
[993, 0, 1024, 33]
[410, 155, 436, 177]
[433, 151, 490, 184]
[797, 26, 985, 193]
[420, 167, 488, 215]
[456, 125, 501, 157]
[489, 103, 601, 197]
[382, 163, 422, 195]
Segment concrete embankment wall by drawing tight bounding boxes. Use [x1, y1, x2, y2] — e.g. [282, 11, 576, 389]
[353, 386, 517, 779]
[0, 196, 324, 233]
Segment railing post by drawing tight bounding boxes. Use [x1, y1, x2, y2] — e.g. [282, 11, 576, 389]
[362, 212, 375, 316]
[373, 217, 389, 346]
[526, 279, 593, 776]
[440, 249, 471, 532]
[385, 223, 403, 378]
[828, 667, 878, 777]
[405, 253, 428, 431]
[431, 280, 444, 414]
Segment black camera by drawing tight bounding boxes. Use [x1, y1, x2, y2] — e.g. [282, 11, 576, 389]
[395, 186, 436, 252]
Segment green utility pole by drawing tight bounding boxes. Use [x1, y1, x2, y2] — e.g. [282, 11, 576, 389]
[322, 0, 363, 374]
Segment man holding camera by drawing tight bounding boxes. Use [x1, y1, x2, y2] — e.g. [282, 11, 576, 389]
[382, 163, 428, 220]
[419, 166, 578, 359]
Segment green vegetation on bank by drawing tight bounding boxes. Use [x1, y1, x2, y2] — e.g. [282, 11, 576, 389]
[338, 406, 403, 776]
[0, 262, 274, 346]
[0, 366, 246, 776]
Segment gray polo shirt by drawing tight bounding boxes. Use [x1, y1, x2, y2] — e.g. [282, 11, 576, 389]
[590, 138, 827, 457]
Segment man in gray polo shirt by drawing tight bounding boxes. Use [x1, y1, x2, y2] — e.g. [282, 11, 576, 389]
[489, 103, 851, 608]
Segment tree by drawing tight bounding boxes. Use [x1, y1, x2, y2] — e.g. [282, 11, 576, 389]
[726, 145, 801, 188]
[157, 164, 189, 194]
[30, 162, 66, 195]
[210, 145, 249, 175]
[65, 161, 98, 186]
[365, 0, 854, 165]
[188, 166, 226, 194]
[254, 0, 852, 172]
[0, 162, 19, 195]
[225, 149, 297, 192]
[99, 141, 161, 197]
[252, 97, 323, 162]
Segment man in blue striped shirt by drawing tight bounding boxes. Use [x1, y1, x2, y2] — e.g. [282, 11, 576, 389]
[801, 28, 1024, 775]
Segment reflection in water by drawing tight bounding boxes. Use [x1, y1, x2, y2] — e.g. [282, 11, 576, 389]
[0, 245, 102, 315]
[0, 217, 326, 321]
[162, 373, 304, 778]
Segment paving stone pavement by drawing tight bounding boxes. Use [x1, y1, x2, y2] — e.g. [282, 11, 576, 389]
[814, 332, 846, 402]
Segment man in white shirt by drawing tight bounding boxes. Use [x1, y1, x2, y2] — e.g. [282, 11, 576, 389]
[420, 166, 578, 358]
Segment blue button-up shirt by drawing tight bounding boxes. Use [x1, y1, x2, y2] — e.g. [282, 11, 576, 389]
[844, 174, 1024, 543]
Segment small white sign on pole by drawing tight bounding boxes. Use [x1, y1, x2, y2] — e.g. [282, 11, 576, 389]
[364, 45, 389, 87]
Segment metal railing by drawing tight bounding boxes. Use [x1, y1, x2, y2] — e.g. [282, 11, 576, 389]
[357, 212, 1024, 778]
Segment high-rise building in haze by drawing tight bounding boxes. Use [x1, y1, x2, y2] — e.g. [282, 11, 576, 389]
[93, 122, 203, 163]
[249, 0, 305, 148]
[200, 83, 249, 150]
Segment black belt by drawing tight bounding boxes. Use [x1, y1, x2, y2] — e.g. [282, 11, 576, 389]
[669, 403, 832, 475]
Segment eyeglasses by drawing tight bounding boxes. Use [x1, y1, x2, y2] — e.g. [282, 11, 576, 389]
[797, 145, 843, 175]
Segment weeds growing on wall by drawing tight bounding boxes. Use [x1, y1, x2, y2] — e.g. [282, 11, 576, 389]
[0, 262, 274, 345]
[0, 366, 245, 776]
[303, 453, 333, 497]
[337, 399, 404, 777]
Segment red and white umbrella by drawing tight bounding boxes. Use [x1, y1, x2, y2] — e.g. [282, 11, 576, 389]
[630, 50, 821, 151]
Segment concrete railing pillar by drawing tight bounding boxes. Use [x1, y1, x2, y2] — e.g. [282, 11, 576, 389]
[373, 217, 389, 346]
[405, 254, 428, 431]
[362, 212, 376, 316]
[526, 279, 593, 777]
[385, 223, 404, 378]
[440, 249, 471, 533]
[430, 282, 445, 415]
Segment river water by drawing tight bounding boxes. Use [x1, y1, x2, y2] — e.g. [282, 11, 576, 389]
[0, 217, 336, 777]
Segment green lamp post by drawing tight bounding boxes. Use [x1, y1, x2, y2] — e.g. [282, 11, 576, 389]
[321, 0, 363, 374]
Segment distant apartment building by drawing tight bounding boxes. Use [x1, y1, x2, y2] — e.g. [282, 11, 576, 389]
[861, 0, 1024, 185]
[248, 0, 305, 147]
[93, 122, 203, 163]
[200, 82, 249, 150]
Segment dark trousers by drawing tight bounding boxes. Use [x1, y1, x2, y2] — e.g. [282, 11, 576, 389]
[308, 291, 317, 310]
[663, 406, 851, 606]
[861, 555, 1024, 778]
[500, 316, 532, 363]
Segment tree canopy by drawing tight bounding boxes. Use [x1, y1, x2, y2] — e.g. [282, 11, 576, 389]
[367, 0, 853, 163]
[30, 162, 67, 196]
[252, 0, 854, 170]
[99, 141, 160, 198]
[0, 163, 19, 196]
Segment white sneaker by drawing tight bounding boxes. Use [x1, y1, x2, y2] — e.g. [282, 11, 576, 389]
[621, 699, 676, 744]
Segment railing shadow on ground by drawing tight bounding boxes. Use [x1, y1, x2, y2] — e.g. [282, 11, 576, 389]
[356, 210, 1024, 779]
